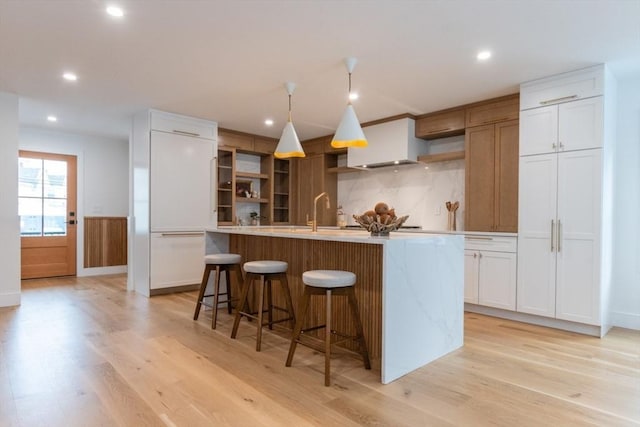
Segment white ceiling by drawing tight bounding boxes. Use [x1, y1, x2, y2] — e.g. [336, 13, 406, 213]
[1, 0, 639, 142]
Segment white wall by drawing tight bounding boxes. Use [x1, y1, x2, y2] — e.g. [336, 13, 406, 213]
[0, 93, 21, 307]
[20, 127, 129, 276]
[611, 75, 640, 329]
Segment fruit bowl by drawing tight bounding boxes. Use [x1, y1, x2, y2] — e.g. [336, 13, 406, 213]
[352, 202, 409, 237]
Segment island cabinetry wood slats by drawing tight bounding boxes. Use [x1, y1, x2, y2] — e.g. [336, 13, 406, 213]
[84, 216, 127, 267]
[229, 234, 383, 367]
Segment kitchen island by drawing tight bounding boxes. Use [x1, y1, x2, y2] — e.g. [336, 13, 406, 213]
[206, 226, 464, 384]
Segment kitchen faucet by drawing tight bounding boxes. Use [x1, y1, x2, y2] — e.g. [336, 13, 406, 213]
[310, 191, 330, 232]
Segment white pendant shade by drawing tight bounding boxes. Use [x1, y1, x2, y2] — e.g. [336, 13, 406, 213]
[274, 121, 305, 159]
[331, 104, 367, 148]
[274, 82, 305, 159]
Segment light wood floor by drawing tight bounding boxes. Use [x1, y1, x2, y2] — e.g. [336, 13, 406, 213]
[0, 275, 638, 426]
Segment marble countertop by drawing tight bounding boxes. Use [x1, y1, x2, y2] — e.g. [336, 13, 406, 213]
[206, 226, 462, 244]
[208, 225, 516, 239]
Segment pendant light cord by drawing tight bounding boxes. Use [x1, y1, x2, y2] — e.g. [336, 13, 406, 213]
[288, 93, 292, 122]
[348, 72, 352, 104]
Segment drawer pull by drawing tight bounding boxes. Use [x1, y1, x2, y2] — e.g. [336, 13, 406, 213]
[465, 236, 493, 241]
[539, 95, 578, 105]
[173, 129, 200, 137]
[160, 232, 204, 237]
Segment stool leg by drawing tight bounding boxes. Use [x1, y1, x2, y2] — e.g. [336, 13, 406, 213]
[224, 267, 233, 314]
[279, 273, 297, 329]
[256, 274, 266, 351]
[325, 289, 332, 386]
[194, 264, 213, 321]
[266, 279, 273, 330]
[211, 265, 222, 329]
[286, 287, 312, 367]
[231, 272, 253, 339]
[347, 287, 371, 370]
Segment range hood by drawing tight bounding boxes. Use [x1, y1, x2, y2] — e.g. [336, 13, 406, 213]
[347, 117, 428, 169]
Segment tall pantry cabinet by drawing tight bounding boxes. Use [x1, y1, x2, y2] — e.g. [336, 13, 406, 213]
[517, 65, 615, 335]
[130, 110, 217, 296]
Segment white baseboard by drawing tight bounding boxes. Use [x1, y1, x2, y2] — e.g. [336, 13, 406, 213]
[0, 292, 21, 307]
[610, 311, 640, 331]
[464, 304, 604, 337]
[79, 265, 127, 277]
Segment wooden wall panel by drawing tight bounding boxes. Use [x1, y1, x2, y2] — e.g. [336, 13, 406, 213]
[84, 217, 127, 268]
[230, 235, 383, 366]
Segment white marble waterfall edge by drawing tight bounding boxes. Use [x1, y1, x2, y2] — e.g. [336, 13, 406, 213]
[382, 235, 464, 384]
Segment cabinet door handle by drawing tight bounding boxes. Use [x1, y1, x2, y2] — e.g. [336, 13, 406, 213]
[557, 220, 562, 252]
[478, 252, 482, 259]
[552, 143, 557, 150]
[173, 129, 200, 137]
[559, 142, 564, 150]
[465, 236, 493, 241]
[551, 220, 555, 252]
[539, 95, 578, 105]
[473, 252, 477, 258]
[160, 232, 204, 237]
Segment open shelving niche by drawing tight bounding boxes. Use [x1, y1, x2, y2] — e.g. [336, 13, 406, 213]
[216, 148, 291, 226]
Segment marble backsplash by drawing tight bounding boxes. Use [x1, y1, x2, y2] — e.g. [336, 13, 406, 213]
[337, 159, 465, 231]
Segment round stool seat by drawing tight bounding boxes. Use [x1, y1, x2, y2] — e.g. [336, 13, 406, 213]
[244, 260, 288, 274]
[205, 253, 242, 265]
[302, 270, 356, 288]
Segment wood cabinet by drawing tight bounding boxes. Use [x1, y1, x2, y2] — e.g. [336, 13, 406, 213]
[465, 95, 519, 128]
[272, 158, 291, 224]
[415, 108, 465, 139]
[254, 136, 278, 154]
[218, 129, 254, 151]
[293, 153, 337, 226]
[216, 148, 235, 225]
[465, 120, 519, 232]
[517, 64, 613, 332]
[464, 235, 517, 311]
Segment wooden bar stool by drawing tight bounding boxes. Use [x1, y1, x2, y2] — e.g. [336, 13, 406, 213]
[286, 270, 371, 386]
[230, 260, 296, 351]
[193, 253, 243, 329]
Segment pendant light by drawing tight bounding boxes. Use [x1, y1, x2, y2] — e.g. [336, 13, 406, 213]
[274, 82, 305, 159]
[331, 57, 368, 149]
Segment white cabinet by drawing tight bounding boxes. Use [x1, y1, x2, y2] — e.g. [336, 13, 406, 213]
[520, 65, 604, 110]
[150, 131, 213, 231]
[465, 236, 517, 311]
[131, 109, 217, 296]
[518, 150, 602, 322]
[517, 64, 613, 333]
[150, 232, 205, 290]
[520, 97, 603, 156]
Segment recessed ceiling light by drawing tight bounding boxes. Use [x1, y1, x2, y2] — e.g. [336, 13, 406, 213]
[47, 116, 57, 122]
[106, 5, 124, 17]
[393, 160, 399, 165]
[62, 72, 77, 81]
[477, 50, 492, 61]
[349, 92, 359, 101]
[264, 119, 274, 126]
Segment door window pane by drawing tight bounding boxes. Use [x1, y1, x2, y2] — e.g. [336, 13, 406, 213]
[44, 199, 67, 236]
[43, 160, 67, 199]
[18, 157, 43, 197]
[19, 197, 43, 236]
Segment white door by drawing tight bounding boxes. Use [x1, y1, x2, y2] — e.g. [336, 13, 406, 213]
[555, 149, 602, 325]
[150, 131, 214, 231]
[558, 97, 603, 152]
[519, 105, 558, 156]
[517, 153, 558, 317]
[464, 250, 479, 304]
[478, 251, 517, 310]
